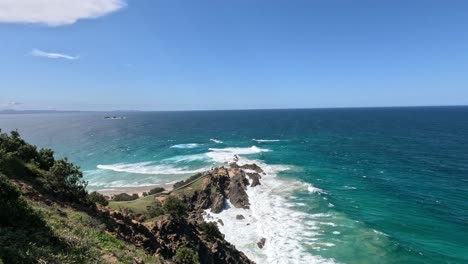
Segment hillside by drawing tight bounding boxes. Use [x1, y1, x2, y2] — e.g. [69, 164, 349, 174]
[0, 130, 252, 264]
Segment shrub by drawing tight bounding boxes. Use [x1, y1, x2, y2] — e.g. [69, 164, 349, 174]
[43, 158, 88, 203]
[163, 196, 187, 221]
[173, 173, 203, 189]
[88, 191, 109, 206]
[146, 200, 164, 218]
[172, 246, 199, 264]
[148, 187, 165, 195]
[198, 222, 222, 240]
[37, 148, 55, 171]
[113, 193, 139, 201]
[142, 192, 148, 196]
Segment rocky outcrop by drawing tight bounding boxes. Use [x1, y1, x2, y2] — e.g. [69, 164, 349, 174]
[246, 172, 261, 187]
[240, 163, 264, 174]
[98, 206, 253, 264]
[227, 171, 250, 209]
[96, 162, 263, 264]
[189, 163, 263, 215]
[257, 238, 266, 249]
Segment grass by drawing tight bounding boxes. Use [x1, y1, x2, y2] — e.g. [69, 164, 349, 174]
[108, 194, 156, 214]
[29, 200, 164, 264]
[172, 176, 206, 198]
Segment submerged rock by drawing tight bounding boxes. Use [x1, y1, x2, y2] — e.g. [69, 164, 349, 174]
[246, 172, 261, 187]
[236, 214, 245, 220]
[257, 238, 266, 249]
[240, 163, 264, 173]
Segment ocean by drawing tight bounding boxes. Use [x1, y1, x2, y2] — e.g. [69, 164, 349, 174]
[1, 107, 467, 264]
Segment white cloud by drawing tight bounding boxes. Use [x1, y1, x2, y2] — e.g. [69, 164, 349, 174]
[1, 101, 23, 108]
[0, 0, 126, 26]
[5, 101, 22, 106]
[31, 49, 79, 60]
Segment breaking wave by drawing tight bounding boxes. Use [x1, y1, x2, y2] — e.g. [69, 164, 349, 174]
[170, 143, 202, 149]
[203, 147, 337, 264]
[252, 139, 281, 143]
[97, 162, 208, 175]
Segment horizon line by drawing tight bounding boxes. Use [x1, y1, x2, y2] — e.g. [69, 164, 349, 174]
[1, 104, 468, 114]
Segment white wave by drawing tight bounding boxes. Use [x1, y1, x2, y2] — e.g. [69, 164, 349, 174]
[162, 154, 209, 163]
[210, 138, 223, 144]
[97, 162, 208, 175]
[170, 143, 202, 149]
[306, 183, 327, 194]
[252, 139, 281, 142]
[203, 153, 337, 264]
[207, 146, 270, 163]
[343, 185, 357, 190]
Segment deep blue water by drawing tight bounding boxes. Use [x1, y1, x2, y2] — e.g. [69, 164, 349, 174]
[1, 107, 467, 263]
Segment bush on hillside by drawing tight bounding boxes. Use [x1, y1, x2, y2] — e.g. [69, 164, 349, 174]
[172, 246, 199, 264]
[43, 158, 88, 203]
[162, 196, 187, 221]
[37, 148, 55, 171]
[146, 200, 165, 218]
[148, 187, 165, 195]
[88, 191, 109, 206]
[173, 173, 203, 189]
[198, 221, 223, 240]
[0, 130, 90, 205]
[113, 193, 139, 201]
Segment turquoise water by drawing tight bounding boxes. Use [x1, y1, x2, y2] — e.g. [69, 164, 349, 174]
[1, 107, 467, 263]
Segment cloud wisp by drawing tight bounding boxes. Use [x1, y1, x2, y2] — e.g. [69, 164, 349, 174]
[0, 0, 126, 26]
[3, 102, 23, 106]
[31, 49, 79, 60]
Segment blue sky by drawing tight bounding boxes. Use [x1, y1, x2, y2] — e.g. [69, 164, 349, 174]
[1, 0, 468, 110]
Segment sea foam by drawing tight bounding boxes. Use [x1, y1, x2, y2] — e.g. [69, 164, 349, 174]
[252, 139, 281, 143]
[207, 146, 270, 163]
[97, 162, 208, 175]
[210, 138, 223, 144]
[203, 147, 337, 264]
[170, 143, 202, 149]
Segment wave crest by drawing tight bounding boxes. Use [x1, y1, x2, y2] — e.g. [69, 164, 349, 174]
[97, 162, 207, 175]
[252, 139, 281, 143]
[170, 143, 202, 149]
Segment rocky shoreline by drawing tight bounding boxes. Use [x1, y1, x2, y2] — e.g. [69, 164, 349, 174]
[98, 160, 267, 263]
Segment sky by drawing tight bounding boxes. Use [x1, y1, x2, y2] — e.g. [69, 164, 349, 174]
[1, 0, 468, 111]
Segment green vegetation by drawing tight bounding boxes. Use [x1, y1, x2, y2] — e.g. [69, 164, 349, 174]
[108, 194, 155, 215]
[112, 192, 139, 201]
[148, 186, 165, 195]
[198, 221, 223, 240]
[0, 175, 162, 263]
[0, 130, 163, 263]
[0, 130, 89, 205]
[146, 200, 165, 218]
[172, 246, 199, 264]
[172, 176, 205, 198]
[173, 173, 203, 189]
[88, 191, 109, 206]
[162, 196, 188, 221]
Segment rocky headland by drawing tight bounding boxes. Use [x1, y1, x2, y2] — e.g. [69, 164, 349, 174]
[97, 161, 267, 263]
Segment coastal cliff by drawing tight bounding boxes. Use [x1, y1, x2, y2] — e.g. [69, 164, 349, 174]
[97, 162, 266, 264]
[0, 130, 259, 263]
